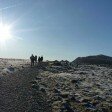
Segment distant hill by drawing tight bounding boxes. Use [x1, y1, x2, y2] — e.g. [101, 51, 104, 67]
[71, 54, 112, 66]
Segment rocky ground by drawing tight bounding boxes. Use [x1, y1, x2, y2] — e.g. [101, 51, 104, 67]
[32, 65, 112, 112]
[0, 59, 51, 112]
[0, 59, 112, 112]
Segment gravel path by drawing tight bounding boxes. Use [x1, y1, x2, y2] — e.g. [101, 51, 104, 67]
[0, 67, 51, 112]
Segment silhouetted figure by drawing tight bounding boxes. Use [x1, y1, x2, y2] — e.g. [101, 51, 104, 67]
[38, 56, 43, 62]
[41, 56, 43, 62]
[38, 56, 41, 63]
[30, 54, 35, 66]
[35, 55, 37, 64]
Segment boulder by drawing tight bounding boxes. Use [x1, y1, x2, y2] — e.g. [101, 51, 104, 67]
[40, 88, 46, 93]
[60, 92, 69, 98]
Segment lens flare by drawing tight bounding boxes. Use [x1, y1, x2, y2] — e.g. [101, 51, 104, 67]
[0, 24, 12, 41]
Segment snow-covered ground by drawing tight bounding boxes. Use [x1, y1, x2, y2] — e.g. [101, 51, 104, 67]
[34, 65, 112, 112]
[0, 59, 111, 111]
[0, 59, 51, 112]
[0, 58, 29, 75]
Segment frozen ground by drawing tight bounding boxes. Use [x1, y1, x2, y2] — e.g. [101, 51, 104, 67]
[0, 59, 51, 112]
[33, 65, 112, 112]
[0, 58, 29, 75]
[0, 59, 112, 112]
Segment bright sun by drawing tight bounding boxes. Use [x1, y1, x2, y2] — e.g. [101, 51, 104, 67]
[0, 23, 12, 42]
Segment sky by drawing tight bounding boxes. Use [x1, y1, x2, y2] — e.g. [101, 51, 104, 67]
[0, 0, 112, 61]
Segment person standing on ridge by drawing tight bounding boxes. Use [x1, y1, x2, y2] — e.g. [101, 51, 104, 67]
[30, 54, 35, 67]
[35, 55, 37, 64]
[41, 56, 43, 62]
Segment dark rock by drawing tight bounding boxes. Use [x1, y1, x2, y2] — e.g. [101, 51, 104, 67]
[40, 88, 46, 93]
[81, 99, 90, 103]
[35, 77, 41, 80]
[71, 54, 112, 66]
[69, 95, 77, 102]
[101, 108, 108, 112]
[84, 102, 95, 109]
[62, 102, 74, 112]
[92, 101, 99, 106]
[92, 73, 95, 76]
[71, 79, 80, 84]
[53, 95, 63, 101]
[31, 81, 37, 84]
[94, 96, 104, 101]
[54, 88, 61, 94]
[8, 67, 15, 71]
[79, 72, 87, 75]
[32, 84, 39, 90]
[60, 92, 69, 98]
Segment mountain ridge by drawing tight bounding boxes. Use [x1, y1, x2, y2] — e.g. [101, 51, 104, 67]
[72, 54, 112, 65]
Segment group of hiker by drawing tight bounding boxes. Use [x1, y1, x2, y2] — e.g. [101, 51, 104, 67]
[30, 54, 43, 66]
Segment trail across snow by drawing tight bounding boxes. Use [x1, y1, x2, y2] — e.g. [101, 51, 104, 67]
[0, 66, 51, 112]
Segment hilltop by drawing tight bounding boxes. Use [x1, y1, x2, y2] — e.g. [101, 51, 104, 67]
[71, 54, 112, 66]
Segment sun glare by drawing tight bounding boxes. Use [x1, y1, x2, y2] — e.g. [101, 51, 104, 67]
[0, 24, 12, 42]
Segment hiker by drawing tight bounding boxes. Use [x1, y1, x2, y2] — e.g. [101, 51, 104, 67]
[30, 54, 35, 66]
[38, 56, 43, 62]
[35, 55, 37, 64]
[38, 56, 41, 63]
[41, 56, 43, 62]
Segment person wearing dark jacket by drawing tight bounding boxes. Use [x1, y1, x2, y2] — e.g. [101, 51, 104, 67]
[35, 55, 37, 64]
[30, 54, 35, 66]
[41, 56, 43, 62]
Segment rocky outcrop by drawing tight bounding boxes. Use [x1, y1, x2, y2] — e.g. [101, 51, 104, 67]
[71, 54, 112, 66]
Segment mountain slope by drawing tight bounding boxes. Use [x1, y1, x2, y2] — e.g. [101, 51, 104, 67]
[72, 54, 112, 65]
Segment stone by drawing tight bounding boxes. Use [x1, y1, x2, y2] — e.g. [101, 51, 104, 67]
[81, 98, 91, 103]
[71, 80, 78, 84]
[21, 66, 24, 68]
[84, 102, 95, 110]
[8, 66, 14, 71]
[54, 88, 61, 94]
[101, 107, 108, 112]
[79, 72, 87, 75]
[60, 92, 69, 98]
[31, 80, 37, 84]
[91, 100, 99, 107]
[62, 102, 74, 112]
[32, 84, 39, 90]
[36, 77, 42, 80]
[52, 101, 62, 106]
[40, 88, 46, 93]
